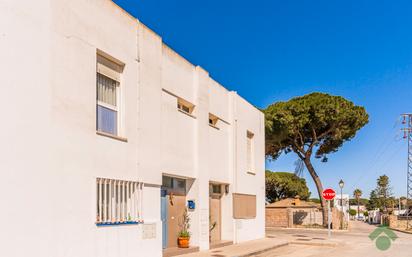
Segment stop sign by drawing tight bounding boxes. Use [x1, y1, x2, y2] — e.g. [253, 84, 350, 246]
[322, 188, 336, 200]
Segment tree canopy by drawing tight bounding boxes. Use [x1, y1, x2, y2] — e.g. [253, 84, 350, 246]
[366, 175, 394, 211]
[265, 92, 369, 161]
[265, 171, 310, 203]
[353, 189, 362, 200]
[264, 92, 368, 225]
[349, 198, 369, 206]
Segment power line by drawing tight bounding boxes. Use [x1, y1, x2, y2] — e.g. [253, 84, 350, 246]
[348, 117, 401, 193]
[401, 113, 412, 229]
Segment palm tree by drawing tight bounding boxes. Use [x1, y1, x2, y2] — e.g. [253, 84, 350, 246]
[353, 189, 362, 219]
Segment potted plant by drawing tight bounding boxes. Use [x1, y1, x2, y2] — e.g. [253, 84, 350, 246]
[177, 209, 191, 248]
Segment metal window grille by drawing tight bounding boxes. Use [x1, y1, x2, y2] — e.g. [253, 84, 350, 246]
[96, 178, 143, 225]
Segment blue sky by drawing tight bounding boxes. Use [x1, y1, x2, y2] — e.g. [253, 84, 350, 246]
[114, 0, 412, 198]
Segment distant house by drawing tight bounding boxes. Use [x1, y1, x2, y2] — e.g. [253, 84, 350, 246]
[265, 197, 322, 228]
[349, 205, 367, 219]
[368, 209, 382, 224]
[334, 194, 350, 222]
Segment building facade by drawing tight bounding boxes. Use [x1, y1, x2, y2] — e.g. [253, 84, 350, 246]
[334, 194, 350, 222]
[0, 0, 265, 257]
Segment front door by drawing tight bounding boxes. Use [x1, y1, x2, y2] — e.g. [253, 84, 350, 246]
[167, 194, 186, 247]
[209, 184, 222, 243]
[161, 189, 168, 249]
[209, 196, 221, 242]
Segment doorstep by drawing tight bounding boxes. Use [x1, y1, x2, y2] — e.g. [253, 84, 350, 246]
[178, 238, 288, 257]
[210, 240, 233, 249]
[163, 246, 200, 257]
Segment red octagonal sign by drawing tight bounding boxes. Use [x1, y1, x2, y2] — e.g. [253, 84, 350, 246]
[322, 188, 336, 200]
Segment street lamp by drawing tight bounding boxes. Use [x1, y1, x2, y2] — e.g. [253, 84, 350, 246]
[339, 179, 344, 230]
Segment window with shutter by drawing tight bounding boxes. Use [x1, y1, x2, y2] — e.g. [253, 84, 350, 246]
[96, 53, 123, 136]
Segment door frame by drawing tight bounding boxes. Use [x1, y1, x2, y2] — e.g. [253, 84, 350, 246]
[161, 189, 168, 249]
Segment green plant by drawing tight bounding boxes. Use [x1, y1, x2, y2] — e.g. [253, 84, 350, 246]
[209, 216, 217, 232]
[178, 230, 190, 238]
[265, 92, 369, 225]
[364, 211, 369, 217]
[349, 209, 357, 217]
[178, 208, 191, 238]
[265, 171, 311, 203]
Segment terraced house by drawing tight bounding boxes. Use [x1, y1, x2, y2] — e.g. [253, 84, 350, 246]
[1, 0, 265, 256]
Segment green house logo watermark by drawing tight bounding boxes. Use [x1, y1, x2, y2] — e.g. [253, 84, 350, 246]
[368, 226, 398, 251]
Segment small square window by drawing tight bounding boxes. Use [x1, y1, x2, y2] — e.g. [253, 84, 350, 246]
[162, 176, 173, 188]
[209, 113, 219, 127]
[177, 98, 194, 115]
[212, 184, 221, 194]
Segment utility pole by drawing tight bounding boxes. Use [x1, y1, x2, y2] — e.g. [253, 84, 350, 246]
[401, 114, 412, 229]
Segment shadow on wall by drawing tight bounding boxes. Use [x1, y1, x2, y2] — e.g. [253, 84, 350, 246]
[293, 211, 308, 225]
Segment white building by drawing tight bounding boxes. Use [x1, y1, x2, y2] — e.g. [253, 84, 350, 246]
[0, 1, 265, 257]
[368, 209, 382, 224]
[349, 205, 366, 219]
[334, 194, 350, 222]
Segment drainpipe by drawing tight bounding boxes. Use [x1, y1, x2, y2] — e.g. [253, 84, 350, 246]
[231, 92, 238, 244]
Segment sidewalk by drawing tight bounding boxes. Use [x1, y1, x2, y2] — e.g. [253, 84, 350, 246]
[178, 238, 288, 257]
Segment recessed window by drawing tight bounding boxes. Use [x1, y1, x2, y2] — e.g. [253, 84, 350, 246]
[209, 113, 219, 127]
[177, 98, 194, 115]
[210, 184, 221, 194]
[96, 178, 143, 225]
[247, 131, 255, 174]
[96, 53, 123, 136]
[162, 176, 186, 195]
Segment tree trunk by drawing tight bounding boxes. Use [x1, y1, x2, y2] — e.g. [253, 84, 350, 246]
[303, 158, 328, 226]
[357, 198, 360, 219]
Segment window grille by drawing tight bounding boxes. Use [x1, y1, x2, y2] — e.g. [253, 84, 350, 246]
[96, 178, 143, 225]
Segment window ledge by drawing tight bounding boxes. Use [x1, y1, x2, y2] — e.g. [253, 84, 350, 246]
[209, 124, 220, 130]
[247, 171, 256, 175]
[96, 221, 143, 227]
[178, 109, 197, 119]
[96, 131, 128, 142]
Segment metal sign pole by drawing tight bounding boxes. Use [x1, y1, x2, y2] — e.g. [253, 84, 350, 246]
[328, 200, 331, 238]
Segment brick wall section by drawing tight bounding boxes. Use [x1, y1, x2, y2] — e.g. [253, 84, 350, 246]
[266, 206, 348, 229]
[389, 215, 409, 230]
[265, 208, 289, 227]
[332, 208, 348, 229]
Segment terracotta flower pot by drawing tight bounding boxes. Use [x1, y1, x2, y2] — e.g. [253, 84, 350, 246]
[178, 237, 190, 248]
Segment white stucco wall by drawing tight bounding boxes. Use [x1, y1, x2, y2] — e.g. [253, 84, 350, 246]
[1, 0, 265, 256]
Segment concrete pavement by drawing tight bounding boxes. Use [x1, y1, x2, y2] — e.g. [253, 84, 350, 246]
[178, 238, 288, 257]
[265, 221, 412, 257]
[179, 221, 412, 256]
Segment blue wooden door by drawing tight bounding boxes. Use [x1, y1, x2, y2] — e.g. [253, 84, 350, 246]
[161, 189, 168, 249]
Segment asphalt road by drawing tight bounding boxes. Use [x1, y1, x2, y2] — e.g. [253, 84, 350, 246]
[262, 221, 412, 257]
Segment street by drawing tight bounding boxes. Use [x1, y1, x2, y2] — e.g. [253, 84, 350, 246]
[262, 221, 412, 257]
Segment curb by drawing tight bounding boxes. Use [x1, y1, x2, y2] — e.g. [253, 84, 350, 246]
[278, 227, 349, 233]
[389, 228, 412, 235]
[237, 242, 289, 257]
[290, 241, 340, 247]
